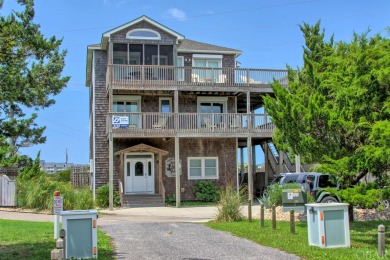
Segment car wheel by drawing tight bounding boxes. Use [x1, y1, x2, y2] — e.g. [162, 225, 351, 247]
[320, 196, 338, 203]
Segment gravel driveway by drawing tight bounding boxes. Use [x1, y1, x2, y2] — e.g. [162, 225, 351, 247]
[99, 222, 300, 260]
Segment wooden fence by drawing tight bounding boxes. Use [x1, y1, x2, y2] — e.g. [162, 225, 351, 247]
[0, 174, 16, 206]
[71, 172, 91, 188]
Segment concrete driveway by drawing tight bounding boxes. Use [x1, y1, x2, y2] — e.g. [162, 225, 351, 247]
[0, 207, 300, 260]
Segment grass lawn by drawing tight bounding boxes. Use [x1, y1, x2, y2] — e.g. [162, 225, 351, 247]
[206, 220, 390, 260]
[0, 219, 115, 260]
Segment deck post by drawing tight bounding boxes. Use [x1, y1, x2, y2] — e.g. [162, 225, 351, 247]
[108, 132, 113, 210]
[247, 137, 253, 202]
[159, 153, 163, 195]
[175, 137, 181, 207]
[263, 142, 269, 186]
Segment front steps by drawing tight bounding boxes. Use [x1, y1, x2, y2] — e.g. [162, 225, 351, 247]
[121, 194, 164, 208]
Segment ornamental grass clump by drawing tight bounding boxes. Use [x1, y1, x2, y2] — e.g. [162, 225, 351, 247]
[215, 185, 244, 222]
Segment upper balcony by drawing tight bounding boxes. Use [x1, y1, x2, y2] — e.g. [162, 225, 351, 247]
[107, 65, 288, 92]
[107, 112, 274, 139]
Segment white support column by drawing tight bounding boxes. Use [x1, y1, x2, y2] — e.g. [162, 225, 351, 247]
[295, 155, 301, 173]
[247, 137, 253, 201]
[108, 132, 113, 210]
[175, 137, 181, 207]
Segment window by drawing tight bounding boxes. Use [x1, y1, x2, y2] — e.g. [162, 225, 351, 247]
[159, 98, 172, 113]
[112, 43, 173, 66]
[127, 29, 161, 40]
[176, 56, 184, 81]
[192, 54, 222, 83]
[113, 95, 141, 127]
[188, 157, 218, 179]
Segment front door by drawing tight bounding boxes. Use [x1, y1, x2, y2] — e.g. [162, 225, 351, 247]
[124, 154, 154, 193]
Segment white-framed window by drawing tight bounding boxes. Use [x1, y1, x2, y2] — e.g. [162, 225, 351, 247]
[192, 55, 223, 83]
[188, 157, 218, 180]
[159, 98, 172, 113]
[126, 29, 161, 40]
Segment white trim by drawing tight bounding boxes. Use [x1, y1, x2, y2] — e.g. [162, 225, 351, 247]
[159, 97, 172, 113]
[193, 54, 223, 59]
[126, 29, 161, 40]
[197, 96, 228, 113]
[176, 56, 184, 81]
[179, 49, 242, 56]
[188, 157, 219, 180]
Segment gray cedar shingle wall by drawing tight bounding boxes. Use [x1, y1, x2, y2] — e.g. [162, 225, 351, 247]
[93, 50, 109, 188]
[111, 21, 177, 44]
[114, 138, 237, 201]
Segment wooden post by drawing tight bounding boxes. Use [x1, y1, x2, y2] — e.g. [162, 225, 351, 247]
[260, 204, 264, 227]
[175, 137, 180, 208]
[290, 209, 295, 234]
[247, 137, 253, 202]
[378, 224, 385, 257]
[248, 199, 252, 222]
[272, 206, 276, 230]
[108, 132, 113, 210]
[158, 154, 163, 194]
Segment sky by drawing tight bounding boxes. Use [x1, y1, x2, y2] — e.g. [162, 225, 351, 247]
[1, 0, 389, 164]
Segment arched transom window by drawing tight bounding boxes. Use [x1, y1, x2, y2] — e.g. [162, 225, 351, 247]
[126, 29, 161, 40]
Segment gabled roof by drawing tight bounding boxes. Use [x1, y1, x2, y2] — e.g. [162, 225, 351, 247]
[178, 39, 242, 56]
[101, 15, 184, 48]
[114, 143, 169, 156]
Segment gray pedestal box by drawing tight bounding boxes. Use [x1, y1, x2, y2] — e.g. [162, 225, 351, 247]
[306, 203, 350, 248]
[282, 189, 307, 213]
[61, 210, 98, 259]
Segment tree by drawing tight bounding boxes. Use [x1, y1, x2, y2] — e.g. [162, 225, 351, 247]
[264, 21, 390, 186]
[0, 0, 69, 164]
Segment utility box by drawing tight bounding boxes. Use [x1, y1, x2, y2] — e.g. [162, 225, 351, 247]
[306, 203, 350, 248]
[61, 210, 98, 259]
[282, 189, 307, 212]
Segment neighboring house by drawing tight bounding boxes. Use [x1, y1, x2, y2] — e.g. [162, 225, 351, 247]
[86, 15, 288, 206]
[40, 160, 89, 174]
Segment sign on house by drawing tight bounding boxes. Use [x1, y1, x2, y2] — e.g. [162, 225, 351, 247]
[53, 196, 63, 215]
[112, 116, 129, 128]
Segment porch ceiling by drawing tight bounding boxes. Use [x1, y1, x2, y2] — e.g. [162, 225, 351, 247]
[114, 143, 169, 156]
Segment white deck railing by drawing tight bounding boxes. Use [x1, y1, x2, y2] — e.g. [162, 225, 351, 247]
[107, 112, 274, 136]
[107, 65, 288, 89]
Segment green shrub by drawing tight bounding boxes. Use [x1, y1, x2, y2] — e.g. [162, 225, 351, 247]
[258, 183, 302, 208]
[215, 185, 244, 222]
[49, 169, 71, 182]
[165, 194, 176, 206]
[336, 183, 389, 209]
[192, 180, 220, 202]
[96, 184, 121, 208]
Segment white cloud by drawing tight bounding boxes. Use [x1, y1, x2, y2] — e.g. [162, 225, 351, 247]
[166, 8, 187, 20]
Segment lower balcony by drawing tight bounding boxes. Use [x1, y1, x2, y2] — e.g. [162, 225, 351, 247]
[107, 112, 274, 138]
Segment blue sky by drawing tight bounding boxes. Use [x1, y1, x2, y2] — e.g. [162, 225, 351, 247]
[2, 0, 389, 164]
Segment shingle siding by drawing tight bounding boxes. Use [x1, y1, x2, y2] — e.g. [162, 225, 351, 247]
[113, 138, 237, 200]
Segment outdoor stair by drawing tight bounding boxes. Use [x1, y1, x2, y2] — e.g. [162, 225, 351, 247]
[121, 194, 164, 208]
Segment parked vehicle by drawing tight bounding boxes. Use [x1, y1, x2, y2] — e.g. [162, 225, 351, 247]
[271, 172, 341, 203]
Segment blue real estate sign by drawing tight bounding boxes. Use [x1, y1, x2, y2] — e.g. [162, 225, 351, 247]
[112, 116, 129, 128]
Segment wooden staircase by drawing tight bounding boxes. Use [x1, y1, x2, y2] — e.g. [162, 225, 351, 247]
[121, 194, 164, 208]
